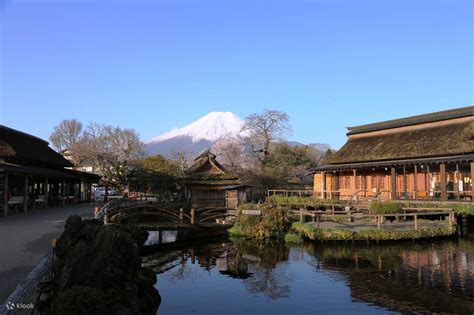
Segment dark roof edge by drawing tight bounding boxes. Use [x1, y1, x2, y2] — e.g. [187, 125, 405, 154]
[347, 106, 474, 135]
[313, 153, 474, 172]
[0, 125, 49, 145]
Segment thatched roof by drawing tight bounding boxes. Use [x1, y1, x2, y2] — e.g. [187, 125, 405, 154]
[347, 106, 474, 135]
[185, 150, 242, 186]
[0, 139, 15, 157]
[326, 119, 474, 165]
[0, 125, 73, 168]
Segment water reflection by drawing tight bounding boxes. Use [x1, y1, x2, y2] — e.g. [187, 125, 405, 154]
[144, 238, 474, 314]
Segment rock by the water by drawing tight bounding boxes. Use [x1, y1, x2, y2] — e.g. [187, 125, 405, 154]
[51, 215, 161, 314]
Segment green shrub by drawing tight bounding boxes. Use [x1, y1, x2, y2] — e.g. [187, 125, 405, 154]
[369, 201, 403, 214]
[229, 208, 291, 239]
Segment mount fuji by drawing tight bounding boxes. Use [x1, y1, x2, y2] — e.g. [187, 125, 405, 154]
[145, 112, 247, 157]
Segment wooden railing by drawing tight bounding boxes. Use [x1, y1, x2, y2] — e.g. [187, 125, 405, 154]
[292, 208, 455, 230]
[267, 189, 314, 197]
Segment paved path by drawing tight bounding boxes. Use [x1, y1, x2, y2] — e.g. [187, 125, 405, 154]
[0, 204, 97, 303]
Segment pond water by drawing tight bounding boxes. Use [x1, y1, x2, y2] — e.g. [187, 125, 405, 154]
[144, 237, 474, 315]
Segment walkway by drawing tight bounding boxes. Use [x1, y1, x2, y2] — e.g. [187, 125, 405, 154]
[0, 204, 96, 303]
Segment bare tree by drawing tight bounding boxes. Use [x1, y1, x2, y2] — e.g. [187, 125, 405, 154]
[211, 138, 246, 173]
[74, 123, 144, 193]
[171, 149, 192, 175]
[241, 109, 292, 168]
[49, 119, 83, 152]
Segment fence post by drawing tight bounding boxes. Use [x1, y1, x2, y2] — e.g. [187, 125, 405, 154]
[299, 209, 304, 222]
[180, 208, 184, 222]
[317, 215, 320, 228]
[414, 214, 418, 230]
[448, 210, 453, 226]
[191, 208, 195, 225]
[377, 216, 381, 230]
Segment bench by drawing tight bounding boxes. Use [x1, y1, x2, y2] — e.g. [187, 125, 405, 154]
[35, 195, 46, 209]
[8, 196, 24, 209]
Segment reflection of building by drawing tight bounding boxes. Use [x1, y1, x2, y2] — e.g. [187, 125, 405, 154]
[184, 150, 251, 208]
[314, 106, 474, 201]
[311, 242, 474, 314]
[0, 126, 100, 216]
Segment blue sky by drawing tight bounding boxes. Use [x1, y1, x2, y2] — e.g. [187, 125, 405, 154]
[1, 0, 472, 149]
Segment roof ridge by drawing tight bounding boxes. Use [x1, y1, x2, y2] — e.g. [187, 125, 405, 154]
[347, 105, 474, 135]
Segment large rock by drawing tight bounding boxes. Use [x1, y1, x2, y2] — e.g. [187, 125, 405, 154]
[51, 215, 160, 314]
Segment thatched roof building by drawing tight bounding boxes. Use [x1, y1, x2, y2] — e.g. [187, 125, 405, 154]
[0, 125, 100, 216]
[185, 150, 250, 208]
[314, 106, 474, 202]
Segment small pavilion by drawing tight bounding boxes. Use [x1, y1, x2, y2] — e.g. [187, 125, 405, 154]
[313, 106, 474, 202]
[184, 150, 251, 208]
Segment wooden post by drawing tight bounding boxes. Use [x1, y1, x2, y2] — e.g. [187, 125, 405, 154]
[454, 164, 459, 200]
[448, 210, 453, 226]
[414, 214, 418, 230]
[3, 173, 8, 216]
[440, 163, 447, 202]
[316, 215, 320, 228]
[377, 216, 381, 230]
[321, 172, 327, 199]
[471, 162, 474, 203]
[414, 164, 418, 200]
[61, 179, 66, 206]
[352, 169, 357, 196]
[426, 164, 431, 201]
[299, 209, 304, 222]
[180, 208, 184, 222]
[391, 167, 397, 200]
[329, 174, 333, 199]
[191, 208, 195, 225]
[403, 165, 407, 199]
[44, 177, 49, 209]
[23, 176, 28, 212]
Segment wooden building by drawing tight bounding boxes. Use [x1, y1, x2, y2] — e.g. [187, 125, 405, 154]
[0, 125, 100, 216]
[184, 150, 251, 208]
[313, 106, 474, 202]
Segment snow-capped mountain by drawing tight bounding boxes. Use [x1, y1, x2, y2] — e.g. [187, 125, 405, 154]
[145, 112, 247, 157]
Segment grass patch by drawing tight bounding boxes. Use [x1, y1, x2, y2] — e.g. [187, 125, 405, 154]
[284, 233, 303, 244]
[399, 201, 474, 216]
[291, 222, 456, 241]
